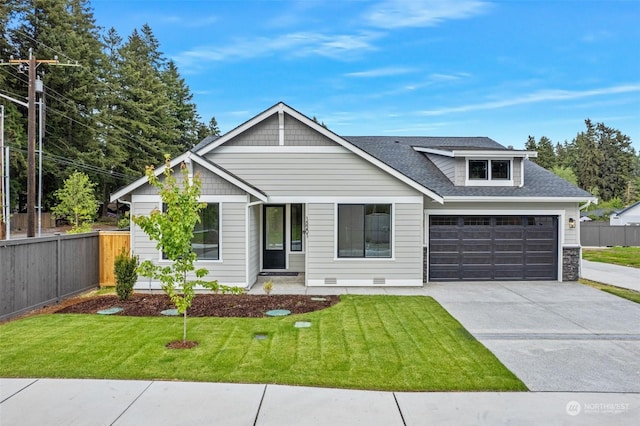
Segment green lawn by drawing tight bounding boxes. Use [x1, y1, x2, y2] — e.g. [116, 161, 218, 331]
[582, 247, 640, 268]
[0, 295, 525, 392]
[580, 279, 640, 304]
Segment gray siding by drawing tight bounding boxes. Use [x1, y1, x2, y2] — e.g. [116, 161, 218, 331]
[454, 157, 465, 186]
[247, 204, 261, 286]
[194, 164, 246, 195]
[132, 201, 159, 263]
[306, 203, 423, 285]
[227, 114, 279, 146]
[207, 152, 419, 197]
[427, 154, 455, 183]
[284, 115, 336, 146]
[288, 253, 305, 272]
[131, 200, 248, 288]
[513, 158, 522, 186]
[214, 203, 246, 285]
[135, 166, 245, 196]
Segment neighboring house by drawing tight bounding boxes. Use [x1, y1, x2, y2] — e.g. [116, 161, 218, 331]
[610, 201, 640, 226]
[111, 102, 595, 289]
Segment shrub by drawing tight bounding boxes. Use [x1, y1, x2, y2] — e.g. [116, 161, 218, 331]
[114, 248, 138, 300]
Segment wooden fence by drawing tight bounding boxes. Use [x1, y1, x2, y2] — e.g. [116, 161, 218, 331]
[9, 212, 57, 230]
[581, 222, 640, 247]
[0, 232, 100, 321]
[99, 231, 131, 286]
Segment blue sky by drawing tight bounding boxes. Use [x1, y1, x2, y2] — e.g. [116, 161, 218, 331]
[91, 0, 640, 150]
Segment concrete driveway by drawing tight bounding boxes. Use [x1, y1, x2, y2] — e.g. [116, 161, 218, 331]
[426, 281, 640, 392]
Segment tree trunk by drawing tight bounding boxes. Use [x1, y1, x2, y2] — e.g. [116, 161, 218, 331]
[183, 310, 187, 342]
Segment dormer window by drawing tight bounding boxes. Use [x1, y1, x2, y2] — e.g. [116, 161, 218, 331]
[466, 159, 513, 186]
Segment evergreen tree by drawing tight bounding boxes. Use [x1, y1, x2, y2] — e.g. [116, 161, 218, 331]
[162, 60, 202, 149]
[524, 135, 555, 169]
[208, 117, 221, 136]
[536, 136, 556, 170]
[573, 123, 603, 194]
[591, 120, 635, 201]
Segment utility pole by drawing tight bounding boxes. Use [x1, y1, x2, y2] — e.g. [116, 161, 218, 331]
[7, 49, 58, 237]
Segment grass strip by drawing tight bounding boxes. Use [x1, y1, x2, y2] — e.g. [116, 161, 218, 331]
[580, 279, 640, 304]
[0, 295, 525, 392]
[582, 247, 640, 268]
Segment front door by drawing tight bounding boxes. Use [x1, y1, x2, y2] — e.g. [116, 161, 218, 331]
[263, 205, 286, 269]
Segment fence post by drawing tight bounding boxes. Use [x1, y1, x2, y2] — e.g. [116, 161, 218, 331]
[56, 233, 61, 303]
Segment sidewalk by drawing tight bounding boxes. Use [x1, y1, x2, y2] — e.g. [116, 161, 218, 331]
[581, 259, 640, 292]
[2, 378, 638, 426]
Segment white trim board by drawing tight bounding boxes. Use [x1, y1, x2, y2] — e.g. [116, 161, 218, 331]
[306, 278, 423, 287]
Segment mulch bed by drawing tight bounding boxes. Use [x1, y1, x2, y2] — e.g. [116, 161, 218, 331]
[55, 293, 340, 318]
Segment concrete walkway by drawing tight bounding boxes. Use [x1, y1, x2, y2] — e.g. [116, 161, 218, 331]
[581, 259, 640, 292]
[2, 378, 638, 426]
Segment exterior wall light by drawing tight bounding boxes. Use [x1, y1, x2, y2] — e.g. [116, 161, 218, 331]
[568, 218, 576, 229]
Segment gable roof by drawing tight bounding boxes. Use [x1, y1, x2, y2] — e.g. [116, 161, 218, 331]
[194, 102, 445, 203]
[111, 102, 595, 204]
[110, 151, 267, 203]
[612, 200, 640, 217]
[345, 136, 595, 201]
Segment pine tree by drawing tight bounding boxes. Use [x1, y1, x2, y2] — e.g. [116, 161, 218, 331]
[573, 121, 603, 195]
[593, 120, 635, 201]
[10, 0, 106, 211]
[162, 60, 202, 149]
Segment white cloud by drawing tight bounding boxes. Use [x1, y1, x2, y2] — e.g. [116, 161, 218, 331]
[156, 14, 218, 28]
[418, 84, 640, 116]
[365, 0, 490, 29]
[174, 31, 381, 69]
[345, 67, 416, 78]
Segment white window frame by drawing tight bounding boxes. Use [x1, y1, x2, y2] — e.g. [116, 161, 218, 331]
[334, 202, 395, 261]
[465, 158, 514, 186]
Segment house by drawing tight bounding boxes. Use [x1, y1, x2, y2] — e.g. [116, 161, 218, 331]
[610, 201, 640, 226]
[110, 102, 596, 289]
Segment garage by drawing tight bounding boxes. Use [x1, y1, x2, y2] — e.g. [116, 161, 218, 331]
[428, 215, 558, 281]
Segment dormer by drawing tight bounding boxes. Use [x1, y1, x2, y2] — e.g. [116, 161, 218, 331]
[413, 147, 538, 187]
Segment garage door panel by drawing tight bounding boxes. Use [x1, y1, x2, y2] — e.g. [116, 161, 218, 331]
[461, 230, 492, 239]
[430, 243, 459, 253]
[495, 255, 524, 265]
[494, 242, 525, 252]
[462, 242, 492, 252]
[429, 215, 558, 281]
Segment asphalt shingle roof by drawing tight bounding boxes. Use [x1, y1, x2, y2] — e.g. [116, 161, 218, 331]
[344, 136, 593, 199]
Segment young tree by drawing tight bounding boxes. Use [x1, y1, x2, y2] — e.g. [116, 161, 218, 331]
[133, 156, 208, 343]
[51, 171, 98, 232]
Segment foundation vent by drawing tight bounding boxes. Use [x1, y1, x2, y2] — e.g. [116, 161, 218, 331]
[324, 278, 337, 285]
[373, 277, 386, 285]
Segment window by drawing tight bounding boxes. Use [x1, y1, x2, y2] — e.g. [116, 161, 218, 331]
[193, 203, 220, 260]
[161, 202, 219, 260]
[291, 204, 303, 251]
[338, 204, 391, 258]
[468, 160, 488, 180]
[468, 159, 511, 181]
[491, 160, 510, 180]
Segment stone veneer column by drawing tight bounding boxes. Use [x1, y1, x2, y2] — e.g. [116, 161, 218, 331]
[562, 247, 581, 281]
[423, 247, 428, 283]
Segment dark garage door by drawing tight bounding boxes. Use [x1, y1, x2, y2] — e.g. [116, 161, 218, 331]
[429, 215, 558, 281]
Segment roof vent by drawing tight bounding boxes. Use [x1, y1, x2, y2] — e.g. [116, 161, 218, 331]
[373, 277, 386, 285]
[507, 145, 514, 150]
[324, 278, 337, 285]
